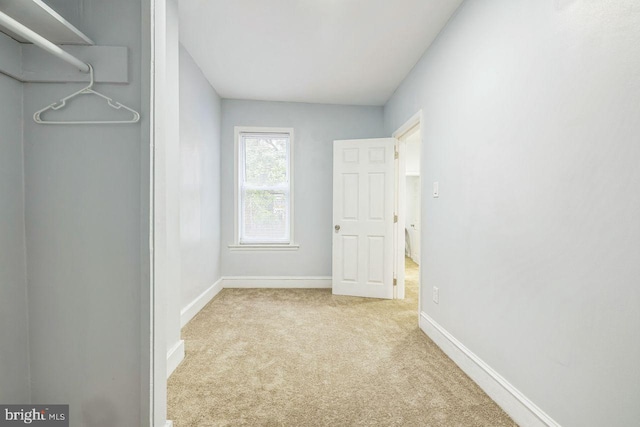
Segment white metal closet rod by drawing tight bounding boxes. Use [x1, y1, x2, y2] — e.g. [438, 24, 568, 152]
[0, 10, 90, 73]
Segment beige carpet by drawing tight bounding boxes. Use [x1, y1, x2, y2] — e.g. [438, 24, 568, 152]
[168, 258, 516, 426]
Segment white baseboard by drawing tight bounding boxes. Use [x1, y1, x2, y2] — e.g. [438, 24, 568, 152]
[222, 276, 332, 289]
[166, 339, 184, 378]
[180, 277, 223, 328]
[419, 312, 560, 427]
[165, 421, 173, 427]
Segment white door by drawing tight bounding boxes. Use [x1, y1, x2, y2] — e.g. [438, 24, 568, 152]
[332, 138, 396, 299]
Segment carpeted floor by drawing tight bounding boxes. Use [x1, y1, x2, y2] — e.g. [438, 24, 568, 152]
[167, 258, 516, 426]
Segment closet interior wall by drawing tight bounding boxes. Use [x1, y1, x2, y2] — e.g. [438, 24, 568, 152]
[0, 0, 151, 424]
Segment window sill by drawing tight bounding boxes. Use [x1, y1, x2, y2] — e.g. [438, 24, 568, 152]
[228, 244, 300, 252]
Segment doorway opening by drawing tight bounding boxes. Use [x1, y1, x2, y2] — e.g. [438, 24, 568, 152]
[393, 111, 422, 313]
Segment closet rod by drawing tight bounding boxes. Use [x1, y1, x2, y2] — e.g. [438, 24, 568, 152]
[0, 10, 89, 73]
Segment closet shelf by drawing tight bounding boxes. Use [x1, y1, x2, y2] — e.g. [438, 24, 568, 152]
[0, 0, 93, 45]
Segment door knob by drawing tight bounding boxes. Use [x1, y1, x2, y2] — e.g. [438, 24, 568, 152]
[335, 225, 341, 232]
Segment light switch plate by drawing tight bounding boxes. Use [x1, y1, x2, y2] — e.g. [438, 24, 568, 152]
[433, 181, 439, 198]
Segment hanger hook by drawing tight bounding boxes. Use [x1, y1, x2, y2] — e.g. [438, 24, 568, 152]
[86, 63, 95, 88]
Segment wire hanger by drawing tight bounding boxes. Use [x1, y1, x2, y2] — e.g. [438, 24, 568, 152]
[33, 63, 140, 125]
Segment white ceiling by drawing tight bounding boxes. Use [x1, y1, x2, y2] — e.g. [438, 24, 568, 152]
[179, 0, 462, 106]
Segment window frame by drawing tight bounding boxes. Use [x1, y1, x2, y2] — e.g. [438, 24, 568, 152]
[231, 126, 297, 250]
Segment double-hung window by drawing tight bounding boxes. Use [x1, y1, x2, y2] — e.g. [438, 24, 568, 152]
[235, 127, 294, 246]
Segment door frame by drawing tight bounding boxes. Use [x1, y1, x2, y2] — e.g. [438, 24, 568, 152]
[392, 110, 422, 308]
[149, 0, 180, 426]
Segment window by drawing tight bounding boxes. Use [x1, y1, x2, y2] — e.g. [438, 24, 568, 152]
[234, 127, 295, 247]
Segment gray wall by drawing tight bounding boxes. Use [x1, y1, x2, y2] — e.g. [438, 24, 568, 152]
[384, 1, 640, 426]
[180, 45, 222, 307]
[21, 0, 149, 425]
[0, 74, 30, 404]
[221, 100, 385, 276]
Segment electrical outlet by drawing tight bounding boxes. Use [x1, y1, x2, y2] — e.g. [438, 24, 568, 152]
[432, 286, 439, 304]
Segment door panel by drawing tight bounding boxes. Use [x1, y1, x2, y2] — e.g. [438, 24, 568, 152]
[367, 236, 385, 284]
[368, 173, 385, 219]
[342, 174, 359, 219]
[342, 236, 358, 282]
[332, 138, 395, 299]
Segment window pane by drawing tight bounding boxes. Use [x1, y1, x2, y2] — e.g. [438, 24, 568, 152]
[244, 136, 288, 186]
[241, 189, 288, 242]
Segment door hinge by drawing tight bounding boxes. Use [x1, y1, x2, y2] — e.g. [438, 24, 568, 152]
[394, 214, 398, 223]
[393, 278, 397, 287]
[394, 149, 399, 160]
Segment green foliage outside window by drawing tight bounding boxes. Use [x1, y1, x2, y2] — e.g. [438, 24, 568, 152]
[242, 136, 289, 241]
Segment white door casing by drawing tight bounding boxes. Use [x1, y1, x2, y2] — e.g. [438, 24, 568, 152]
[332, 138, 396, 299]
